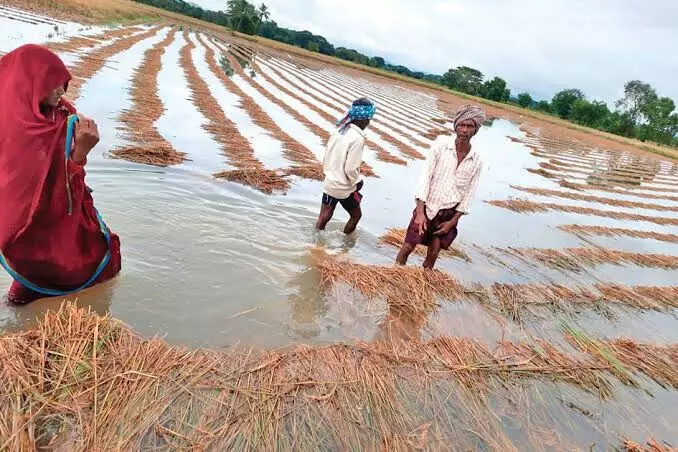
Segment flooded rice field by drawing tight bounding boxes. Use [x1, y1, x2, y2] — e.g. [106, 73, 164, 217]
[1, 9, 677, 450]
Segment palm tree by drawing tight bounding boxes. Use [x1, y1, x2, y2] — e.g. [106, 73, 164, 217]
[257, 3, 270, 32]
[227, 0, 249, 32]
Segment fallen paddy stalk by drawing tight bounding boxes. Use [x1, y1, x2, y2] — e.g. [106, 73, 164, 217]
[558, 224, 678, 244]
[557, 180, 678, 202]
[623, 438, 677, 452]
[211, 41, 326, 146]
[379, 228, 471, 262]
[210, 39, 371, 172]
[112, 27, 186, 167]
[247, 58, 378, 178]
[263, 59, 431, 158]
[536, 162, 678, 187]
[261, 58, 424, 162]
[180, 32, 289, 193]
[565, 326, 678, 389]
[314, 252, 678, 315]
[196, 34, 322, 179]
[309, 63, 446, 132]
[66, 25, 163, 102]
[543, 158, 678, 183]
[2, 303, 677, 450]
[46, 26, 142, 54]
[499, 246, 678, 271]
[487, 199, 678, 227]
[511, 186, 678, 213]
[233, 41, 446, 132]
[529, 148, 667, 173]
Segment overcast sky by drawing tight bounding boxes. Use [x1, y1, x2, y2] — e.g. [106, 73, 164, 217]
[194, 0, 677, 106]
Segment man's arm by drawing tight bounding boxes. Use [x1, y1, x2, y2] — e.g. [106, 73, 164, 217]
[344, 137, 364, 188]
[413, 141, 441, 234]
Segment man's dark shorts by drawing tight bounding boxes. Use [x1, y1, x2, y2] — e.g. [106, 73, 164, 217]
[404, 207, 459, 250]
[322, 180, 364, 212]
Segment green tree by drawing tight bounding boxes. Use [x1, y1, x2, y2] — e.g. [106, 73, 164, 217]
[602, 111, 636, 137]
[480, 76, 510, 102]
[517, 92, 533, 108]
[638, 97, 678, 145]
[615, 80, 657, 124]
[442, 66, 484, 95]
[306, 41, 320, 52]
[256, 3, 270, 32]
[535, 100, 552, 113]
[227, 0, 258, 34]
[551, 89, 585, 119]
[369, 56, 386, 68]
[569, 99, 610, 129]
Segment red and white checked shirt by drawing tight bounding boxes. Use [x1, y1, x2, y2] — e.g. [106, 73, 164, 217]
[415, 136, 483, 219]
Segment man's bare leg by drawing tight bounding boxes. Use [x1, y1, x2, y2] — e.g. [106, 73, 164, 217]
[396, 242, 416, 265]
[423, 236, 442, 269]
[343, 206, 362, 234]
[316, 204, 336, 230]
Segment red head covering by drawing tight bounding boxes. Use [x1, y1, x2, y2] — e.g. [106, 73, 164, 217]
[0, 44, 75, 249]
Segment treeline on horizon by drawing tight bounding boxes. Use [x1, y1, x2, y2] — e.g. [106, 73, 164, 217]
[134, 0, 678, 148]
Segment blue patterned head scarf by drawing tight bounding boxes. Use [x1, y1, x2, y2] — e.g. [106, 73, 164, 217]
[336, 98, 376, 133]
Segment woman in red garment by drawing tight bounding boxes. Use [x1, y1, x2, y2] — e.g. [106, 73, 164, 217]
[0, 44, 121, 303]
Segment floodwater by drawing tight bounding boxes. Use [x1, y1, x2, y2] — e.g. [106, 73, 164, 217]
[1, 12, 677, 449]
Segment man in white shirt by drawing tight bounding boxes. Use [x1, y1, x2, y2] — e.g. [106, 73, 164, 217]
[396, 105, 486, 269]
[316, 98, 376, 234]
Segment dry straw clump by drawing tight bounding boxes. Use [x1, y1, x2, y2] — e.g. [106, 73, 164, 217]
[112, 27, 187, 166]
[488, 199, 678, 226]
[284, 163, 324, 181]
[378, 228, 471, 262]
[315, 252, 464, 317]
[214, 168, 290, 194]
[558, 224, 678, 245]
[3, 303, 677, 450]
[66, 26, 163, 101]
[313, 252, 678, 317]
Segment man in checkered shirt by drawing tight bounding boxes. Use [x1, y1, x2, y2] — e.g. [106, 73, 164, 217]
[396, 105, 486, 269]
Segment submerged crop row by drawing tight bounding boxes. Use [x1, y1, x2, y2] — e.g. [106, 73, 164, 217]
[113, 27, 185, 166]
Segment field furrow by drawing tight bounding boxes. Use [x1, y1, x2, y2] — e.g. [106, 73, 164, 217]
[487, 199, 678, 226]
[179, 32, 288, 193]
[111, 27, 185, 166]
[196, 34, 322, 181]
[66, 25, 163, 101]
[558, 225, 678, 244]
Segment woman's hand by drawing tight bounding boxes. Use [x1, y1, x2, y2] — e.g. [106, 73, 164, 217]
[72, 115, 100, 164]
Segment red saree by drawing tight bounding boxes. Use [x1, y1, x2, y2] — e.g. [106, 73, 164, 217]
[0, 44, 121, 303]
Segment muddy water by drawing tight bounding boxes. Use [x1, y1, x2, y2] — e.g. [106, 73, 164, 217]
[1, 20, 677, 349]
[1, 16, 678, 450]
